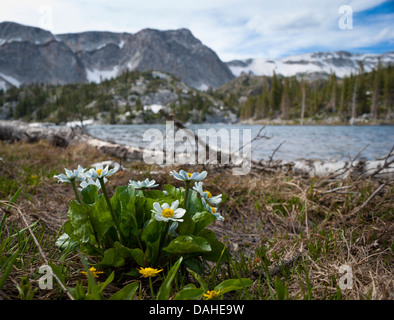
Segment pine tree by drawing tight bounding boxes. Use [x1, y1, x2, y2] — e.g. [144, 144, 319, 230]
[280, 79, 291, 119]
[268, 72, 282, 115]
[300, 80, 306, 125]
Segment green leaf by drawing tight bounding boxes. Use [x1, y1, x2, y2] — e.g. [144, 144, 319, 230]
[99, 247, 125, 267]
[109, 282, 139, 300]
[55, 233, 79, 251]
[67, 200, 91, 243]
[125, 247, 145, 267]
[186, 190, 204, 218]
[144, 190, 169, 199]
[197, 229, 229, 262]
[156, 256, 183, 300]
[97, 271, 115, 294]
[214, 278, 254, 295]
[174, 288, 204, 300]
[80, 184, 99, 205]
[163, 184, 183, 198]
[88, 195, 115, 241]
[163, 235, 211, 255]
[141, 219, 161, 264]
[118, 197, 138, 241]
[177, 210, 195, 236]
[192, 211, 216, 234]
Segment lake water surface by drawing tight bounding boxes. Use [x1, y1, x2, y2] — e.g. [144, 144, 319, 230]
[86, 124, 394, 162]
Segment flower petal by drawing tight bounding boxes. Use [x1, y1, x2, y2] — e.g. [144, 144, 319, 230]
[170, 200, 179, 211]
[153, 202, 162, 213]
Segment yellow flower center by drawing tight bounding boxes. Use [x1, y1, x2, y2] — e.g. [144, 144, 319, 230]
[138, 267, 163, 278]
[187, 172, 193, 178]
[96, 169, 103, 177]
[210, 206, 216, 213]
[162, 208, 175, 218]
[204, 190, 212, 198]
[203, 290, 221, 300]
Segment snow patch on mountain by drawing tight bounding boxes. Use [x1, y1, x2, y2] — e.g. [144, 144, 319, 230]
[0, 72, 21, 87]
[86, 66, 120, 83]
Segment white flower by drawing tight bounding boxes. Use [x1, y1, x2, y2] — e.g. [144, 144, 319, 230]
[129, 178, 159, 189]
[85, 164, 119, 179]
[192, 182, 222, 205]
[152, 200, 186, 222]
[170, 170, 207, 182]
[54, 165, 86, 183]
[78, 177, 107, 191]
[202, 198, 224, 221]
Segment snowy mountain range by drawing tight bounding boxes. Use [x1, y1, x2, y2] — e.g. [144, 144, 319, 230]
[226, 51, 394, 80]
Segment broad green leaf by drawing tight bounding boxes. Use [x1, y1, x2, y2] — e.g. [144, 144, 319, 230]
[177, 210, 195, 236]
[125, 247, 145, 267]
[67, 200, 91, 243]
[174, 288, 204, 300]
[55, 233, 79, 251]
[141, 219, 161, 243]
[186, 191, 204, 218]
[214, 278, 253, 295]
[183, 257, 205, 275]
[141, 219, 161, 264]
[144, 190, 169, 199]
[163, 235, 211, 255]
[197, 229, 229, 262]
[109, 282, 139, 300]
[80, 184, 98, 205]
[156, 256, 183, 300]
[99, 247, 125, 267]
[88, 195, 114, 240]
[192, 211, 216, 234]
[119, 197, 138, 242]
[163, 184, 183, 198]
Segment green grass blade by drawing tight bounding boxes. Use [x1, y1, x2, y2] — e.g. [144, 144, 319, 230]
[0, 248, 20, 290]
[6, 185, 24, 211]
[156, 256, 183, 300]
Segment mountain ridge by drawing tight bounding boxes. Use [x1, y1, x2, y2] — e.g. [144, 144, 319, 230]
[226, 51, 394, 80]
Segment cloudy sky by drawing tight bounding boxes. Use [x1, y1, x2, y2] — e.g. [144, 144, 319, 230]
[1, 0, 393, 61]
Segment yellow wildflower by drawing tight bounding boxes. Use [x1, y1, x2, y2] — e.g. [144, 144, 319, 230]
[80, 267, 104, 279]
[138, 267, 163, 278]
[203, 289, 221, 300]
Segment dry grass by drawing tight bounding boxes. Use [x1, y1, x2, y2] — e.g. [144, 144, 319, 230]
[0, 140, 393, 300]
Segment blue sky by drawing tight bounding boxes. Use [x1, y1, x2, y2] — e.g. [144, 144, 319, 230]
[1, 0, 393, 61]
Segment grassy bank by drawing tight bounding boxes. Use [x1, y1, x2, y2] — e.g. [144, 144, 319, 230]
[0, 140, 392, 300]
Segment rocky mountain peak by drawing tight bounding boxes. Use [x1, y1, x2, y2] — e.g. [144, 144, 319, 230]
[0, 22, 234, 90]
[0, 21, 55, 45]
